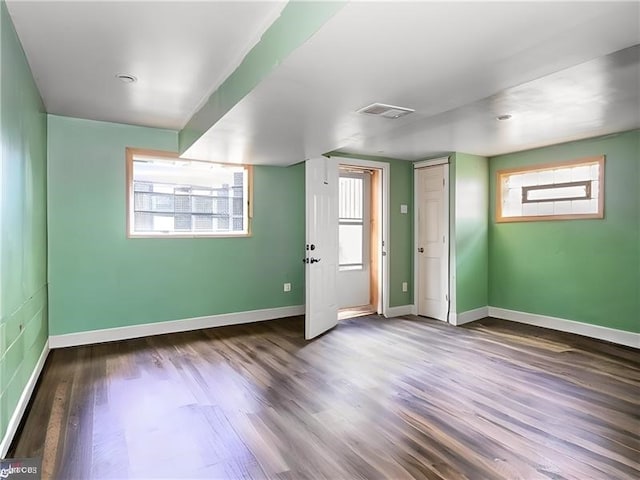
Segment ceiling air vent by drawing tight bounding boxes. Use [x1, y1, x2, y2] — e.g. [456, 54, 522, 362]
[357, 103, 415, 119]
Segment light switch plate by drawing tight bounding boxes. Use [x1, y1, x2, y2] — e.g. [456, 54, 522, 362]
[400, 204, 408, 214]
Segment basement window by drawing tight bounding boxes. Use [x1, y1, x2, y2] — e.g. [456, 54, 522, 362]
[127, 149, 252, 237]
[496, 156, 604, 223]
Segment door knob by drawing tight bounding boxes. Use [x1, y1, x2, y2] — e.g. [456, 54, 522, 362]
[303, 257, 321, 264]
[418, 247, 424, 253]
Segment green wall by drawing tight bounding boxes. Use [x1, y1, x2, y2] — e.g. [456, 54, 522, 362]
[388, 158, 414, 307]
[451, 153, 489, 313]
[0, 0, 48, 441]
[489, 130, 640, 333]
[47, 115, 305, 336]
[328, 153, 414, 307]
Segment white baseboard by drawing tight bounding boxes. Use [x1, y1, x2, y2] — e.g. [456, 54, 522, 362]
[452, 306, 488, 326]
[49, 305, 305, 349]
[1, 340, 50, 458]
[385, 305, 415, 318]
[488, 307, 639, 349]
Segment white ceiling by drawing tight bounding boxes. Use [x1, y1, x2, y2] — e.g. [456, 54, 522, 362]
[183, 1, 640, 164]
[7, 1, 640, 164]
[6, 0, 286, 130]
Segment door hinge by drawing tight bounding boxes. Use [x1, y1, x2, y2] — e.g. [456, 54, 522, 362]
[443, 178, 445, 187]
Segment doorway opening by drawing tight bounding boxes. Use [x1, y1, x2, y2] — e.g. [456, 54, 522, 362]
[337, 165, 382, 320]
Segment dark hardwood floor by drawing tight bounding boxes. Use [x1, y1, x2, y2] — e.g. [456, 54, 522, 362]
[10, 315, 640, 480]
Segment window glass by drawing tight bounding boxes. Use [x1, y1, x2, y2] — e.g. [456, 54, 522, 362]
[338, 175, 364, 269]
[128, 151, 250, 236]
[496, 156, 604, 222]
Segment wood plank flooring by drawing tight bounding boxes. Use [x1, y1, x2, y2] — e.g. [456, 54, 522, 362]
[10, 315, 640, 480]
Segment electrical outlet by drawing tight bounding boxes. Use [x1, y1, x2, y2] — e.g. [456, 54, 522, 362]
[283, 283, 291, 292]
[402, 282, 408, 292]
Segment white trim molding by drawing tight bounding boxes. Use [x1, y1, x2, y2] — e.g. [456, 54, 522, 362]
[49, 305, 305, 349]
[385, 305, 415, 318]
[1, 341, 50, 457]
[488, 307, 639, 349]
[414, 156, 450, 169]
[452, 306, 489, 326]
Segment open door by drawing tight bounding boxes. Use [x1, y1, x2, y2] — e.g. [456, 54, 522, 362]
[305, 157, 339, 339]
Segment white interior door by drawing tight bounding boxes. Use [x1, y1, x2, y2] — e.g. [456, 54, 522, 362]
[305, 157, 339, 340]
[416, 165, 449, 321]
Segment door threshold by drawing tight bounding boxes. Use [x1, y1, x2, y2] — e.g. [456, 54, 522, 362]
[338, 304, 376, 320]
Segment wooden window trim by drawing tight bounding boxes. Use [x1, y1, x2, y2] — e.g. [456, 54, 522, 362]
[126, 148, 253, 238]
[496, 155, 605, 223]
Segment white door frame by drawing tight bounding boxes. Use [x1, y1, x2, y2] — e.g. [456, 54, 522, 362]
[413, 157, 452, 322]
[330, 156, 390, 317]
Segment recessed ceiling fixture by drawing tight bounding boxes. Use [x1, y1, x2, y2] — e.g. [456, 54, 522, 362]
[496, 114, 513, 121]
[357, 103, 414, 119]
[116, 73, 137, 84]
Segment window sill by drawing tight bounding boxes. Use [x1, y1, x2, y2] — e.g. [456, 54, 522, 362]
[496, 212, 603, 223]
[127, 232, 252, 239]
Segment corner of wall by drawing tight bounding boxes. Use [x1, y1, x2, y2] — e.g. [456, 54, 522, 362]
[452, 153, 489, 314]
